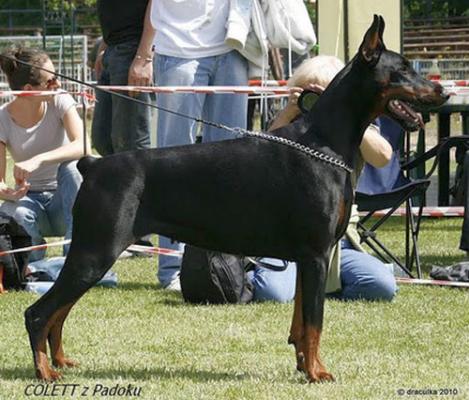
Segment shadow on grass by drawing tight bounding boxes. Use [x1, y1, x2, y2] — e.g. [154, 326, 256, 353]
[1, 366, 37, 381]
[1, 365, 262, 384]
[76, 366, 257, 382]
[116, 282, 159, 291]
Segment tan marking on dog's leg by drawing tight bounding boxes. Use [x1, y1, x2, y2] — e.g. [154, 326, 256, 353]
[49, 304, 79, 368]
[0, 264, 7, 294]
[288, 270, 305, 372]
[33, 309, 65, 381]
[303, 325, 334, 383]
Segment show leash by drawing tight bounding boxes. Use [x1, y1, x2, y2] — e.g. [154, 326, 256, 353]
[0, 53, 352, 173]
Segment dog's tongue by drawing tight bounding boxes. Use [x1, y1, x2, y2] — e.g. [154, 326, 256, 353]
[396, 100, 425, 129]
[404, 104, 424, 129]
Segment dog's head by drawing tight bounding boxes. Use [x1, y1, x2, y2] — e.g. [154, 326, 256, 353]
[358, 15, 449, 131]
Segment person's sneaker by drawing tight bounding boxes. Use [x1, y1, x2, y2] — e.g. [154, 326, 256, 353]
[165, 276, 181, 292]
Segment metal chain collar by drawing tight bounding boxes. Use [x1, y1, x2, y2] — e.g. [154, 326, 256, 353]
[220, 126, 353, 174]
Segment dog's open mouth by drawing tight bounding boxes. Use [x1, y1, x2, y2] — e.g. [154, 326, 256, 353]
[386, 99, 424, 131]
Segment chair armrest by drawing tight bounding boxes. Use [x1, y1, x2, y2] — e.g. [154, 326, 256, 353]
[401, 135, 469, 178]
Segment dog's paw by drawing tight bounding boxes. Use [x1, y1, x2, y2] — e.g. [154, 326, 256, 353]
[307, 369, 335, 383]
[36, 366, 62, 382]
[53, 357, 79, 369]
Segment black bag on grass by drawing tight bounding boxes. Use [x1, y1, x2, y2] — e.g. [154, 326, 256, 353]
[180, 245, 254, 304]
[0, 212, 31, 290]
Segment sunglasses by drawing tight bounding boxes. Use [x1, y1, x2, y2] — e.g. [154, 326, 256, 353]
[297, 89, 321, 114]
[45, 75, 58, 88]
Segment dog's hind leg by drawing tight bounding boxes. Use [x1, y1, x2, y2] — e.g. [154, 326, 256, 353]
[298, 257, 334, 383]
[26, 213, 138, 380]
[25, 245, 128, 381]
[48, 303, 78, 368]
[288, 268, 305, 372]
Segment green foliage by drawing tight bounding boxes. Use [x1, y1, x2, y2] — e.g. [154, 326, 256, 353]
[0, 0, 99, 36]
[404, 0, 469, 19]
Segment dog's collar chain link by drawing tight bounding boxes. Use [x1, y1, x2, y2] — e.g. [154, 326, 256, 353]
[229, 128, 353, 174]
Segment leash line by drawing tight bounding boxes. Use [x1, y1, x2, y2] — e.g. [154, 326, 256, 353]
[396, 277, 469, 288]
[0, 239, 183, 258]
[0, 54, 352, 174]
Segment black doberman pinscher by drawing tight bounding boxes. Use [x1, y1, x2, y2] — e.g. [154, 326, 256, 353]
[25, 16, 447, 382]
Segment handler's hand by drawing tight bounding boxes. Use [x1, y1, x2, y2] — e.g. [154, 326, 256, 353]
[0, 181, 30, 201]
[14, 158, 41, 186]
[128, 57, 153, 97]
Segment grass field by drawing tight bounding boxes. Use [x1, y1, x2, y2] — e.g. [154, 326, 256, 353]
[1, 217, 468, 400]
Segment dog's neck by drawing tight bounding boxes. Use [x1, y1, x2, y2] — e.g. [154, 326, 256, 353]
[301, 60, 381, 169]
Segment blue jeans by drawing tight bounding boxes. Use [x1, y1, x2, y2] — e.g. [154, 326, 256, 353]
[0, 161, 82, 261]
[249, 240, 397, 303]
[155, 50, 248, 286]
[91, 39, 153, 155]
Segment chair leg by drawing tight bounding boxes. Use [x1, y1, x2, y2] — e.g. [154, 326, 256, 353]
[358, 221, 415, 278]
[408, 200, 425, 279]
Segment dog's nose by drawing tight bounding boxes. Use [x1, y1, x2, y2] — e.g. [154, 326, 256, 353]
[432, 82, 450, 100]
[433, 82, 444, 94]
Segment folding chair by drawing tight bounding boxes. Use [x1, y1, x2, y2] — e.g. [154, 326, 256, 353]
[356, 116, 469, 278]
[355, 117, 429, 278]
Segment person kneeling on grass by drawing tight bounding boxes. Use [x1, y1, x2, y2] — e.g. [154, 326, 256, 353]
[249, 56, 398, 303]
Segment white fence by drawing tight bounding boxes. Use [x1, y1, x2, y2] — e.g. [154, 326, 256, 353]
[412, 59, 469, 80]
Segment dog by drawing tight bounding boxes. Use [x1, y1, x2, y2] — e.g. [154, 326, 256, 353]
[25, 16, 447, 382]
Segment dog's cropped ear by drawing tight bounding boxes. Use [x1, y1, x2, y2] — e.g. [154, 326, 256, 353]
[359, 14, 385, 67]
[378, 15, 385, 42]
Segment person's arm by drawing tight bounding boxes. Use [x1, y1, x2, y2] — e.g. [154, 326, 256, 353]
[268, 87, 303, 131]
[13, 105, 89, 185]
[94, 40, 107, 80]
[128, 0, 155, 91]
[359, 124, 393, 168]
[0, 142, 30, 200]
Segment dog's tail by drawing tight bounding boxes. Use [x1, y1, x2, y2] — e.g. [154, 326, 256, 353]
[77, 156, 98, 177]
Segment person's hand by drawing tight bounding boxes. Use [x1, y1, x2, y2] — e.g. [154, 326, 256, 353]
[128, 56, 153, 97]
[13, 158, 41, 186]
[287, 86, 303, 107]
[279, 86, 304, 121]
[304, 83, 325, 94]
[94, 50, 105, 80]
[0, 181, 30, 201]
[287, 84, 325, 107]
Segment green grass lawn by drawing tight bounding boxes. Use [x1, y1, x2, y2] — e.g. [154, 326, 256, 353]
[1, 218, 469, 400]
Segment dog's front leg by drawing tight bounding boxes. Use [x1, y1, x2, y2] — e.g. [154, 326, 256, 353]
[298, 258, 334, 383]
[288, 269, 305, 372]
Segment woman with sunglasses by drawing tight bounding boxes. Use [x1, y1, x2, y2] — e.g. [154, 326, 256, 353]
[0, 47, 89, 261]
[249, 55, 398, 302]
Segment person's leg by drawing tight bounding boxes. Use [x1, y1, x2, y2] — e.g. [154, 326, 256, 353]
[0, 194, 51, 261]
[154, 54, 210, 287]
[91, 50, 114, 156]
[106, 40, 152, 152]
[248, 258, 296, 302]
[202, 50, 248, 143]
[338, 242, 397, 301]
[46, 161, 82, 256]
